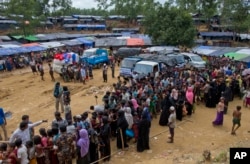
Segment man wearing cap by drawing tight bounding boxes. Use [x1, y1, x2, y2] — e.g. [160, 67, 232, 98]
[168, 106, 176, 143]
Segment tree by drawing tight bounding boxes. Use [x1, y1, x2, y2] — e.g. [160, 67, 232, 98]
[144, 2, 196, 47]
[176, 0, 198, 12]
[50, 0, 72, 16]
[6, 0, 39, 36]
[199, 0, 219, 24]
[221, 0, 250, 35]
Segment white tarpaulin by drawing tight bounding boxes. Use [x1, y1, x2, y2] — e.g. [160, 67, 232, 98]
[0, 44, 21, 48]
[194, 49, 216, 55]
[40, 41, 65, 48]
[236, 49, 250, 55]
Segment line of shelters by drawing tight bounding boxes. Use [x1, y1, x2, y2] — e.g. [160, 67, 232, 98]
[0, 33, 152, 56]
[193, 45, 250, 66]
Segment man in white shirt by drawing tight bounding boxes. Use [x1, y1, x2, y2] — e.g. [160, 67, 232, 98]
[9, 120, 47, 143]
[15, 138, 29, 164]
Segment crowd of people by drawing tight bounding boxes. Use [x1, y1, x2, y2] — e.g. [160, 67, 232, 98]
[0, 54, 248, 164]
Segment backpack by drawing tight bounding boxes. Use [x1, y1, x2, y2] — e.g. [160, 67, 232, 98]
[54, 87, 59, 98]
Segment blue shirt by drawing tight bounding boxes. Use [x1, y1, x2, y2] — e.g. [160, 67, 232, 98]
[0, 108, 5, 125]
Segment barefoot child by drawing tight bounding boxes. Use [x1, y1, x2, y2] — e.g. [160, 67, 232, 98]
[231, 106, 242, 135]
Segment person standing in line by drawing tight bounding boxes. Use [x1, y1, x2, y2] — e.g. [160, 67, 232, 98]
[231, 106, 242, 135]
[39, 62, 44, 81]
[48, 63, 55, 81]
[80, 65, 86, 85]
[15, 139, 29, 164]
[88, 64, 93, 79]
[103, 64, 108, 83]
[55, 125, 74, 164]
[62, 86, 72, 123]
[167, 106, 176, 143]
[53, 82, 64, 113]
[0, 107, 7, 141]
[111, 61, 115, 78]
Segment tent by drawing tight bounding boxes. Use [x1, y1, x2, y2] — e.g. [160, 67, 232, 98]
[39, 41, 65, 48]
[126, 38, 144, 46]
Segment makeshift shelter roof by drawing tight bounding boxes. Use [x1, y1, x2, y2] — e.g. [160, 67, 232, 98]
[35, 34, 55, 41]
[192, 46, 223, 56]
[238, 34, 250, 40]
[0, 41, 21, 45]
[95, 38, 126, 47]
[0, 36, 11, 41]
[239, 56, 250, 62]
[199, 32, 234, 37]
[22, 43, 40, 47]
[24, 35, 39, 41]
[224, 52, 249, 60]
[11, 47, 30, 53]
[126, 38, 144, 46]
[209, 47, 239, 56]
[0, 48, 18, 56]
[25, 46, 46, 52]
[235, 49, 250, 55]
[60, 40, 83, 46]
[39, 41, 65, 48]
[11, 35, 23, 39]
[75, 38, 94, 46]
[0, 44, 21, 48]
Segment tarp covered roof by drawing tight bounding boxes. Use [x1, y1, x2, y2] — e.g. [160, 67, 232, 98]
[0, 44, 21, 48]
[126, 38, 144, 46]
[22, 43, 40, 47]
[208, 47, 239, 56]
[235, 49, 250, 55]
[39, 41, 65, 48]
[60, 40, 83, 46]
[25, 35, 38, 41]
[95, 38, 126, 47]
[0, 36, 11, 41]
[75, 38, 94, 46]
[200, 32, 234, 37]
[224, 52, 249, 60]
[0, 41, 21, 45]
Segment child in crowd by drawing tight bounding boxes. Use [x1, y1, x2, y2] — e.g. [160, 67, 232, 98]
[26, 141, 36, 164]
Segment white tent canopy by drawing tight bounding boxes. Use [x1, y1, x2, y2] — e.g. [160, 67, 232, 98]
[39, 41, 65, 48]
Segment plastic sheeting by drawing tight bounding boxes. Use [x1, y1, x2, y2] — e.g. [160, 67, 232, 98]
[75, 38, 94, 46]
[200, 32, 234, 37]
[95, 38, 127, 47]
[60, 40, 83, 46]
[208, 47, 239, 56]
[39, 42, 65, 48]
[236, 49, 250, 55]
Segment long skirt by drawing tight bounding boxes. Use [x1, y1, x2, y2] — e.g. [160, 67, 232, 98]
[212, 111, 224, 125]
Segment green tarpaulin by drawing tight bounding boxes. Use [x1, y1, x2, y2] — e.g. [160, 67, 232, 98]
[12, 35, 23, 39]
[25, 35, 38, 41]
[224, 52, 250, 60]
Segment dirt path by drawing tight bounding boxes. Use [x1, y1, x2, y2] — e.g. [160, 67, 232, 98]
[1, 66, 250, 164]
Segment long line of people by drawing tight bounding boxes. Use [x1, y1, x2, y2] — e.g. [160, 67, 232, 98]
[0, 55, 248, 164]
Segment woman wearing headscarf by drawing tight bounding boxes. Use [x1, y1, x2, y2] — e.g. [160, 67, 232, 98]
[186, 86, 194, 116]
[125, 107, 134, 130]
[99, 116, 111, 162]
[77, 129, 90, 164]
[137, 112, 151, 152]
[117, 110, 129, 150]
[159, 92, 171, 126]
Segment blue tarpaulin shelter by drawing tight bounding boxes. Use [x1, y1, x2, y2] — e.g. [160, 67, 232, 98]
[25, 46, 46, 52]
[60, 40, 83, 46]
